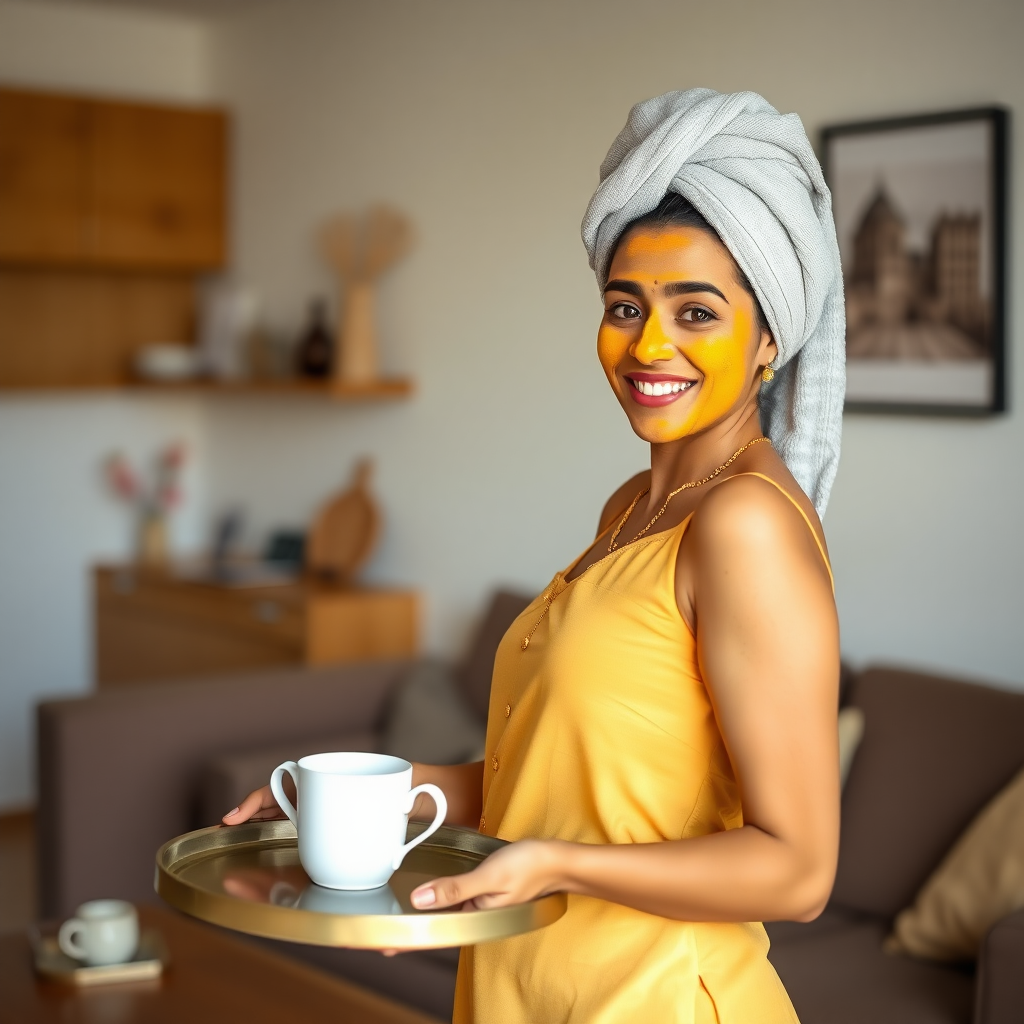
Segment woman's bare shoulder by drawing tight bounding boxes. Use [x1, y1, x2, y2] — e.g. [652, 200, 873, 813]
[687, 471, 830, 587]
[596, 470, 651, 538]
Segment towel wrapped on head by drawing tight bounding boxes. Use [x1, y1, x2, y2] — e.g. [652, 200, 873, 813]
[581, 88, 845, 516]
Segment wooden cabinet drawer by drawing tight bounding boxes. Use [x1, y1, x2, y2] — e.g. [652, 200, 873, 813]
[93, 568, 420, 687]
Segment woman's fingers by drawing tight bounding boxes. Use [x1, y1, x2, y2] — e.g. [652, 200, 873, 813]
[411, 865, 511, 910]
[410, 840, 561, 911]
[222, 784, 283, 824]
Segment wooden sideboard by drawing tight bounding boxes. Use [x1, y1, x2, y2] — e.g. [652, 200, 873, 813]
[93, 566, 418, 687]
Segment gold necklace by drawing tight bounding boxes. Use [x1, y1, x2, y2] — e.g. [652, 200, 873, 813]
[521, 435, 772, 651]
[607, 436, 772, 553]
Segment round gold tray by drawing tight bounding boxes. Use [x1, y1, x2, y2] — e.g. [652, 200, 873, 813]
[155, 819, 566, 949]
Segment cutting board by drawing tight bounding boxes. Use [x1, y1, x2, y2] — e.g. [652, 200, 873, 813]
[306, 460, 380, 583]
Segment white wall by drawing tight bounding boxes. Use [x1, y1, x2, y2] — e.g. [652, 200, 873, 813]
[0, 0, 215, 809]
[0, 0, 212, 102]
[2, 0, 1021, 809]
[207, 0, 1024, 684]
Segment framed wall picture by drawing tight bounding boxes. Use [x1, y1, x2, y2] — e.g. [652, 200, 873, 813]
[822, 107, 1008, 414]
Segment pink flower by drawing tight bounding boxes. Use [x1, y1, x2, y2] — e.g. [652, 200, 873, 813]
[105, 454, 139, 502]
[162, 443, 186, 470]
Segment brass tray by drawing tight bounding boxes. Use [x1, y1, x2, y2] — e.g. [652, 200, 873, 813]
[31, 926, 169, 986]
[155, 820, 566, 949]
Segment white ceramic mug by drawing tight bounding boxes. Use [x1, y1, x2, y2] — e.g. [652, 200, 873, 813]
[58, 899, 139, 966]
[270, 752, 447, 890]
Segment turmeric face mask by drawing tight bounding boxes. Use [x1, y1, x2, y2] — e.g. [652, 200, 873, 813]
[598, 226, 770, 444]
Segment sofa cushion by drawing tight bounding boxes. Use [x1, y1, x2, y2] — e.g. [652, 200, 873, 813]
[975, 907, 1024, 1024]
[200, 730, 378, 826]
[838, 706, 865, 788]
[832, 667, 1024, 919]
[887, 764, 1024, 962]
[767, 908, 974, 1024]
[455, 590, 534, 722]
[383, 659, 486, 765]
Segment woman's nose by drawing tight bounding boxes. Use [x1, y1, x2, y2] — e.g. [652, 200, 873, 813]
[630, 313, 676, 364]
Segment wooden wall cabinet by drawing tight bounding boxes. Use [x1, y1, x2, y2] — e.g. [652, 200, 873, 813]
[0, 90, 92, 264]
[94, 566, 420, 687]
[0, 86, 226, 270]
[91, 100, 226, 270]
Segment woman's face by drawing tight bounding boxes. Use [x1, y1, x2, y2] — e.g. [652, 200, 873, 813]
[598, 225, 777, 445]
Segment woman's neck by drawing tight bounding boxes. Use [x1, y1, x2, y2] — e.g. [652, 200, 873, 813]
[645, 407, 764, 509]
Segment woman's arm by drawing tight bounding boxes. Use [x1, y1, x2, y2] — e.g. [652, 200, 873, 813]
[223, 761, 484, 829]
[410, 479, 840, 922]
[409, 761, 483, 827]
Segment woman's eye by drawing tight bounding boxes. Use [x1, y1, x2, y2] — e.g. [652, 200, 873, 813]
[680, 306, 715, 323]
[610, 302, 642, 320]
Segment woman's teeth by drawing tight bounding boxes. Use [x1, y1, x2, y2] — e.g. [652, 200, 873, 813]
[631, 379, 693, 396]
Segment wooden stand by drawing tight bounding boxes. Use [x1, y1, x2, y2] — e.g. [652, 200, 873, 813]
[93, 565, 418, 687]
[321, 206, 413, 387]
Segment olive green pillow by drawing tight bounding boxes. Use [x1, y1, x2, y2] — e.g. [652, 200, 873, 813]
[885, 764, 1024, 962]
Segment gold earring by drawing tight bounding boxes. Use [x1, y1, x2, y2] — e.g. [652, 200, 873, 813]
[761, 364, 775, 383]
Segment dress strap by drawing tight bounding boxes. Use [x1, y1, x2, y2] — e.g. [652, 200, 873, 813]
[715, 472, 834, 590]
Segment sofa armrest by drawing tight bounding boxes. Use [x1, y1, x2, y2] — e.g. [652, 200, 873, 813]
[974, 907, 1024, 1024]
[37, 659, 410, 918]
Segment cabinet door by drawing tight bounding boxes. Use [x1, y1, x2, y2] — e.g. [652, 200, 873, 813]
[0, 89, 91, 264]
[91, 101, 226, 269]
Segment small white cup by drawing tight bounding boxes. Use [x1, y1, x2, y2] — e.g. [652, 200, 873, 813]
[58, 899, 139, 966]
[270, 752, 447, 890]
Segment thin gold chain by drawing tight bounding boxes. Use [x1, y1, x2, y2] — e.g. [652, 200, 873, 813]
[521, 435, 773, 651]
[607, 436, 772, 553]
[520, 574, 563, 651]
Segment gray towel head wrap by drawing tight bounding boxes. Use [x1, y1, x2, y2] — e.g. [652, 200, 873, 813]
[581, 88, 845, 516]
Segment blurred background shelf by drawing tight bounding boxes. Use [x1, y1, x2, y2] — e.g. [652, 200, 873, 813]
[134, 376, 414, 399]
[0, 377, 414, 399]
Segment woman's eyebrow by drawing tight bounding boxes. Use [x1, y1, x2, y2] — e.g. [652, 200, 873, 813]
[604, 279, 644, 298]
[663, 281, 729, 302]
[603, 279, 730, 303]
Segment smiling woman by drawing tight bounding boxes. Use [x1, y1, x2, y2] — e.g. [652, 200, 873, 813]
[599, 210, 776, 445]
[226, 88, 846, 1024]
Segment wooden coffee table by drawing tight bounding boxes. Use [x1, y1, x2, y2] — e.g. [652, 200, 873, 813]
[0, 903, 442, 1024]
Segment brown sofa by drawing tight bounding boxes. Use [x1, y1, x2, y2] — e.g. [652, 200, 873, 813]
[36, 600, 1024, 1023]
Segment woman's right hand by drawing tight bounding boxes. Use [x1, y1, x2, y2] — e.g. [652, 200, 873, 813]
[222, 784, 287, 825]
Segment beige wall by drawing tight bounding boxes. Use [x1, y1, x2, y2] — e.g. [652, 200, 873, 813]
[0, 0, 1020, 808]
[0, 0, 213, 809]
[207, 0, 1024, 681]
[0, 0, 212, 100]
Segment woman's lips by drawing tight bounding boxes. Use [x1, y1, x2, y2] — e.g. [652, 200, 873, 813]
[625, 373, 697, 407]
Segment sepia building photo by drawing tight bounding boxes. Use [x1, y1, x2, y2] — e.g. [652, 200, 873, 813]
[845, 186, 988, 361]
[824, 109, 1005, 412]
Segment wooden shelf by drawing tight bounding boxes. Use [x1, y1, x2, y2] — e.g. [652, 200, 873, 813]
[0, 377, 414, 400]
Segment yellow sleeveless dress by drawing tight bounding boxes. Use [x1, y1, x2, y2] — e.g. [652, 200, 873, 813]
[453, 474, 832, 1024]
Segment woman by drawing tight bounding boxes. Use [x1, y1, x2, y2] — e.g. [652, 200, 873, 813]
[226, 88, 845, 1023]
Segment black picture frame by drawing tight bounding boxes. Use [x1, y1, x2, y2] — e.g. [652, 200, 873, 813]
[821, 107, 1008, 415]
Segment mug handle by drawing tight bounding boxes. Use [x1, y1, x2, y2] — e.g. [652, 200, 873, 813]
[392, 783, 448, 871]
[58, 917, 87, 961]
[270, 761, 300, 827]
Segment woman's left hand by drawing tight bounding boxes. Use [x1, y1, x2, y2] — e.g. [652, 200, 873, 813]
[411, 838, 567, 912]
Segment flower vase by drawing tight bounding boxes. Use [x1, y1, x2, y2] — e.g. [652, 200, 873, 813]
[137, 514, 169, 569]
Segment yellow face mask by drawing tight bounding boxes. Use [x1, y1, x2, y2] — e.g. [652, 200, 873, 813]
[598, 227, 771, 444]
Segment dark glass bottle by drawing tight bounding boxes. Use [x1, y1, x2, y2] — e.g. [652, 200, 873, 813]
[295, 299, 333, 378]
